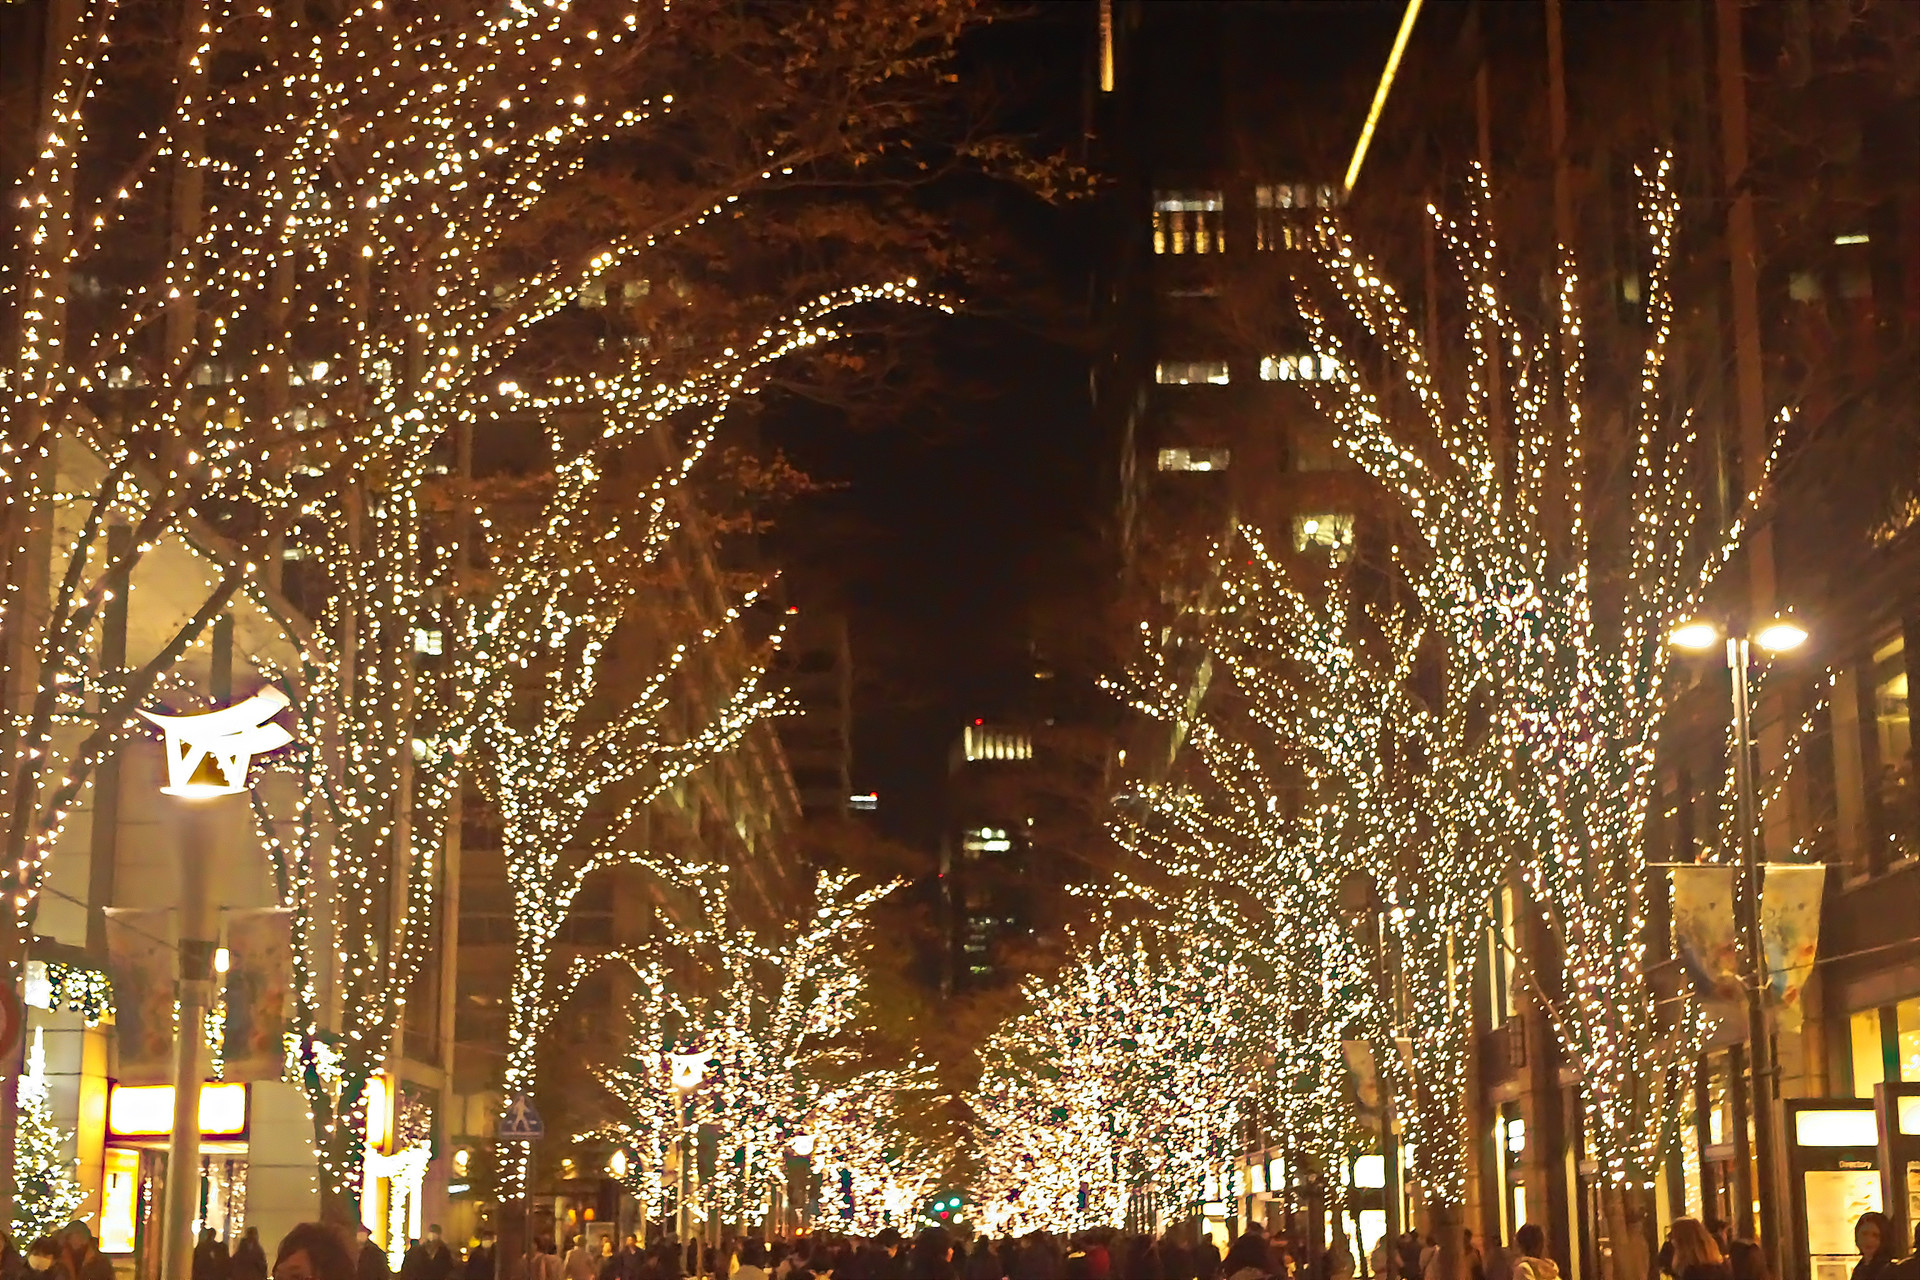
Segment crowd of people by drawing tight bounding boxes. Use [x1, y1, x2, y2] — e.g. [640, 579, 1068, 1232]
[0, 1209, 1914, 1280]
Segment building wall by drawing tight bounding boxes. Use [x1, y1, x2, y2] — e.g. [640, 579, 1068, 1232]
[1096, 1, 1920, 1275]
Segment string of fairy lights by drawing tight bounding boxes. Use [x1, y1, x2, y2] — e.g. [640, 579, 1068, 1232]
[7, 0, 959, 1220]
[973, 149, 1819, 1228]
[593, 868, 929, 1234]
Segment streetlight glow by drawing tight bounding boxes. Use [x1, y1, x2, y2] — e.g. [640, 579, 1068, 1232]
[1754, 618, 1808, 653]
[1668, 619, 1720, 651]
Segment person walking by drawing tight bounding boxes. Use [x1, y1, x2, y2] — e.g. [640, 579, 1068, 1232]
[227, 1230, 269, 1280]
[356, 1228, 391, 1280]
[1221, 1236, 1270, 1280]
[273, 1225, 357, 1280]
[1462, 1234, 1485, 1280]
[1853, 1214, 1899, 1280]
[1663, 1220, 1731, 1280]
[466, 1236, 496, 1280]
[195, 1229, 232, 1280]
[1885, 1225, 1920, 1280]
[964, 1242, 1003, 1280]
[54, 1223, 114, 1280]
[24, 1238, 59, 1279]
[737, 1242, 772, 1280]
[1725, 1241, 1768, 1280]
[1508, 1228, 1557, 1280]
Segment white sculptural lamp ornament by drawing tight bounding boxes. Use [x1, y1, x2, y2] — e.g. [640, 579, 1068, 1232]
[140, 687, 295, 797]
[668, 1052, 708, 1092]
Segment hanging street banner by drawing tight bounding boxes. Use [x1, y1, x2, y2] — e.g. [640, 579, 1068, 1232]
[1669, 864, 1742, 1012]
[104, 908, 176, 1084]
[222, 908, 293, 1080]
[1761, 863, 1826, 1033]
[1339, 1039, 1381, 1121]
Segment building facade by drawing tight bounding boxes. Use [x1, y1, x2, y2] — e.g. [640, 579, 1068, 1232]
[1093, 2, 1920, 1277]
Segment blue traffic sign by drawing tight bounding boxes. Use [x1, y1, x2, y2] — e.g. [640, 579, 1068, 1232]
[499, 1096, 545, 1141]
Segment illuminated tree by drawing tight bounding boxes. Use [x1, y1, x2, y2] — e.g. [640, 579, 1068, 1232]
[597, 868, 908, 1231]
[968, 913, 1271, 1235]
[5, 0, 1043, 1224]
[10, 1030, 86, 1241]
[1294, 156, 1777, 1277]
[1104, 626, 1386, 1229]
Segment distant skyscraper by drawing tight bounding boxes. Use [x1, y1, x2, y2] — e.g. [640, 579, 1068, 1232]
[941, 720, 1040, 992]
[775, 610, 854, 823]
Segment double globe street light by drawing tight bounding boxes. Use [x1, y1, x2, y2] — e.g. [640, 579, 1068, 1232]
[1666, 612, 1807, 1279]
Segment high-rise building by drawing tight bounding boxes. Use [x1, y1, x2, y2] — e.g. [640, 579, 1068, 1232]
[1091, 1, 1394, 778]
[941, 722, 1039, 993]
[1088, 1, 1920, 1273]
[774, 610, 855, 825]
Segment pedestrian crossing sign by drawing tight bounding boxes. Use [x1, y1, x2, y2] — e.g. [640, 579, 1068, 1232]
[499, 1096, 544, 1141]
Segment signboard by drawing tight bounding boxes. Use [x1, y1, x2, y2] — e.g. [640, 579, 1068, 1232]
[498, 1096, 544, 1142]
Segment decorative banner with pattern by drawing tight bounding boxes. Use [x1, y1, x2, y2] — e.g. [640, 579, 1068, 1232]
[1761, 863, 1826, 1033]
[103, 908, 176, 1084]
[1340, 1039, 1381, 1119]
[222, 908, 293, 1080]
[1669, 864, 1742, 1009]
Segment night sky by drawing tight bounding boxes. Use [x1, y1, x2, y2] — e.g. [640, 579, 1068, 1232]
[761, 4, 1103, 855]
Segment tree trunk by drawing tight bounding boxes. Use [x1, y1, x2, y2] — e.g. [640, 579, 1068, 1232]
[1419, 1199, 1466, 1280]
[1600, 1182, 1656, 1280]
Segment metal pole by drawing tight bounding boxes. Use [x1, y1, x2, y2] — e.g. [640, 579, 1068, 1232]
[1727, 636, 1783, 1274]
[165, 801, 221, 1280]
[678, 1093, 691, 1250]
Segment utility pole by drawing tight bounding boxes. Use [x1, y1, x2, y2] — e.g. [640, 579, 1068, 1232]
[1715, 1, 1785, 1274]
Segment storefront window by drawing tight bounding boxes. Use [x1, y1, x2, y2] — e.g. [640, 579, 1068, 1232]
[1853, 1009, 1888, 1098]
[1870, 634, 1914, 865]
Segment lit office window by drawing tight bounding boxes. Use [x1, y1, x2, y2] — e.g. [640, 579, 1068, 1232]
[1293, 512, 1355, 559]
[1156, 360, 1231, 385]
[963, 726, 1033, 762]
[1255, 182, 1340, 250]
[963, 827, 1014, 855]
[1257, 181, 1340, 210]
[1260, 353, 1340, 381]
[412, 627, 444, 656]
[1871, 633, 1913, 865]
[1157, 447, 1230, 473]
[1153, 191, 1225, 255]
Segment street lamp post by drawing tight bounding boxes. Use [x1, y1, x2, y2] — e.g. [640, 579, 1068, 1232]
[668, 1054, 707, 1257]
[1669, 614, 1806, 1279]
[786, 1135, 814, 1237]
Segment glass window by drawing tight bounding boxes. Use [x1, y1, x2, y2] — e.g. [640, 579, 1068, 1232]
[1291, 431, 1349, 473]
[1158, 447, 1231, 473]
[1261, 353, 1341, 382]
[1851, 1008, 1886, 1099]
[1255, 183, 1341, 250]
[1870, 634, 1914, 864]
[1293, 512, 1355, 559]
[1153, 191, 1225, 255]
[1156, 360, 1231, 385]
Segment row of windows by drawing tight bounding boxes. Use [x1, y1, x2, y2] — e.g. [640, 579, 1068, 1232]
[1152, 184, 1342, 255]
[1154, 355, 1341, 386]
[1155, 435, 1354, 475]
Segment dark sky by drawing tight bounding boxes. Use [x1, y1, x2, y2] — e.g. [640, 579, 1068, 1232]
[760, 4, 1102, 854]
[759, 1, 1413, 856]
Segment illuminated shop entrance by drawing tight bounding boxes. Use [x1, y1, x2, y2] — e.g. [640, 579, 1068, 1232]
[103, 1081, 250, 1274]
